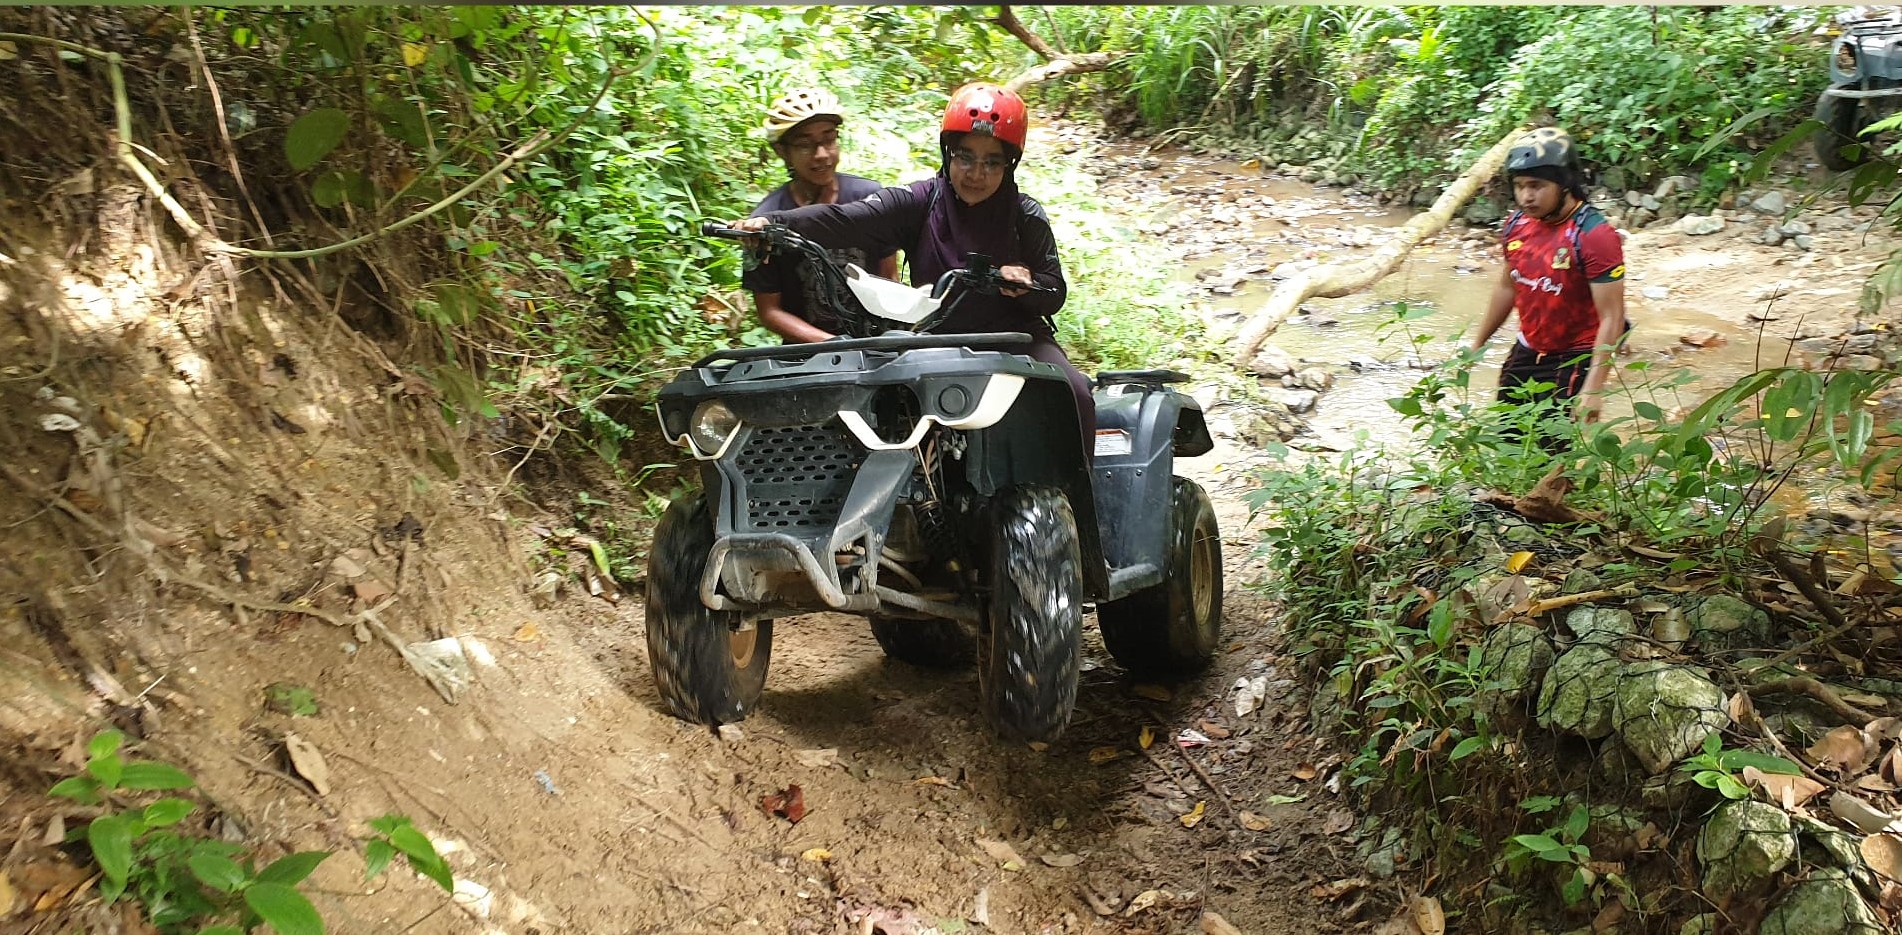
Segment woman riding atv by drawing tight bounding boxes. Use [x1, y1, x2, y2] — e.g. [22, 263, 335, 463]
[729, 83, 1096, 453]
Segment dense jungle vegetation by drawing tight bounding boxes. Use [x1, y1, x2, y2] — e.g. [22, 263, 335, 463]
[1, 5, 1855, 468]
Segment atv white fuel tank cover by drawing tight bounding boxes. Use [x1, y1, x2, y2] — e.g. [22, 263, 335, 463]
[843, 263, 943, 325]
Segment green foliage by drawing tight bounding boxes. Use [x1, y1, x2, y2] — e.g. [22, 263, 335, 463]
[48, 730, 450, 933]
[1680, 733, 1804, 801]
[1503, 802, 1596, 907]
[1047, 6, 1828, 192]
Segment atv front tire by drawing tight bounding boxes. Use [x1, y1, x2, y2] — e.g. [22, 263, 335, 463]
[870, 616, 977, 668]
[979, 486, 1083, 742]
[645, 493, 771, 724]
[1098, 477, 1222, 677]
[1816, 88, 1868, 172]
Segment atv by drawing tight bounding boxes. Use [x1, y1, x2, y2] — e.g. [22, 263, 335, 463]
[1815, 7, 1902, 170]
[644, 222, 1220, 741]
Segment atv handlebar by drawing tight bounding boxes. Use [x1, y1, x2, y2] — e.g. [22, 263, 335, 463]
[704, 220, 1054, 337]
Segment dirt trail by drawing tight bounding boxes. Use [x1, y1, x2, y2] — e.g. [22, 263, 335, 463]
[6, 126, 1894, 935]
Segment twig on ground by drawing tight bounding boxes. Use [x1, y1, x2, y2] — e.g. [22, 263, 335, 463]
[1522, 585, 1640, 617]
[1144, 707, 1238, 823]
[1749, 677, 1884, 725]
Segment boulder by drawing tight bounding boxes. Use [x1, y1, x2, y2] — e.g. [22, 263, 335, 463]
[1478, 623, 1557, 706]
[1614, 661, 1728, 774]
[1781, 219, 1812, 237]
[1289, 367, 1333, 392]
[1752, 191, 1789, 216]
[1268, 387, 1318, 414]
[1564, 607, 1636, 644]
[1759, 225, 1786, 246]
[1562, 567, 1604, 593]
[1464, 196, 1506, 225]
[1687, 594, 1771, 653]
[1678, 215, 1726, 236]
[1248, 344, 1297, 378]
[1758, 868, 1884, 935]
[1536, 643, 1621, 738]
[1697, 800, 1796, 898]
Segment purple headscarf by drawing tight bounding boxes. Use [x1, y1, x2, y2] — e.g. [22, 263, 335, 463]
[906, 136, 1023, 288]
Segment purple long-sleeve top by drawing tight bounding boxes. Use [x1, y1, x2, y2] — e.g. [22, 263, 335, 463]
[758, 174, 1068, 337]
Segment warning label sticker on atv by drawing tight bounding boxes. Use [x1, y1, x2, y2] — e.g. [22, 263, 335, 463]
[1094, 429, 1132, 457]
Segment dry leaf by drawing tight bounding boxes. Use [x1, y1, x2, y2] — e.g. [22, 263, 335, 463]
[1628, 544, 1683, 560]
[801, 848, 832, 862]
[1200, 910, 1244, 935]
[1312, 877, 1370, 901]
[1198, 720, 1231, 740]
[351, 577, 393, 605]
[1591, 898, 1626, 933]
[1180, 801, 1208, 828]
[1088, 746, 1128, 766]
[1239, 811, 1271, 831]
[761, 784, 806, 824]
[1726, 692, 1757, 725]
[795, 748, 840, 771]
[913, 776, 955, 788]
[1506, 551, 1534, 574]
[1292, 763, 1318, 781]
[1745, 766, 1826, 810]
[0, 870, 14, 917]
[1140, 726, 1155, 750]
[1808, 725, 1879, 774]
[1123, 889, 1163, 917]
[1133, 684, 1173, 702]
[283, 732, 330, 796]
[1864, 833, 1902, 882]
[512, 622, 541, 642]
[1857, 774, 1898, 794]
[1412, 895, 1446, 935]
[1831, 790, 1896, 834]
[977, 839, 1024, 869]
[1884, 748, 1902, 786]
[327, 554, 366, 579]
[1323, 809, 1355, 835]
[1040, 852, 1084, 868]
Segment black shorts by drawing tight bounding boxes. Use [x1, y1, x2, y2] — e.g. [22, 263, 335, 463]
[1498, 341, 1593, 404]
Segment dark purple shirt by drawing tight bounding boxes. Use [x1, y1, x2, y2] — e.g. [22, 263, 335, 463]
[742, 173, 895, 328]
[760, 175, 1067, 337]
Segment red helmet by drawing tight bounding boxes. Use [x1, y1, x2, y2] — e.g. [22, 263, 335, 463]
[940, 83, 1027, 151]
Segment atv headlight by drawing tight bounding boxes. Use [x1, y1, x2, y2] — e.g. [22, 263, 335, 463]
[687, 401, 742, 458]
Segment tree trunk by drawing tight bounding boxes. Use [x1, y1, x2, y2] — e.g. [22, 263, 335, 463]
[1229, 125, 1529, 368]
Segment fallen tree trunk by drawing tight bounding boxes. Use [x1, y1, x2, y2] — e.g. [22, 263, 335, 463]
[1229, 124, 1529, 368]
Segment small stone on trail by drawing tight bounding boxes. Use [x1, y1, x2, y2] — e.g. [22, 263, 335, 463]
[1679, 329, 1726, 349]
[717, 723, 744, 743]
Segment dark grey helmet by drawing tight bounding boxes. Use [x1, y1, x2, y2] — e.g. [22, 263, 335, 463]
[1507, 127, 1581, 174]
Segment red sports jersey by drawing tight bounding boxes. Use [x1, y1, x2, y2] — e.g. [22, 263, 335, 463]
[1500, 205, 1625, 353]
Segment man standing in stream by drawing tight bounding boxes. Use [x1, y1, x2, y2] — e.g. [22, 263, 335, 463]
[1468, 126, 1629, 432]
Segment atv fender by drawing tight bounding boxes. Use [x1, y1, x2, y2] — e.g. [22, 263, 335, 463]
[960, 377, 1109, 597]
[1090, 388, 1210, 600]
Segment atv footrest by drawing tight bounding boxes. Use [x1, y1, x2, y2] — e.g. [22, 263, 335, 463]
[1095, 369, 1189, 388]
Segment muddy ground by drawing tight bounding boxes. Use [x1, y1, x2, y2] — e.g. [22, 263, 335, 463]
[0, 128, 1895, 935]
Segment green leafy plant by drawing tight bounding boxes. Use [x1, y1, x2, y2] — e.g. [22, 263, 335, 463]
[1679, 733, 1805, 801]
[49, 730, 452, 934]
[1503, 801, 1595, 906]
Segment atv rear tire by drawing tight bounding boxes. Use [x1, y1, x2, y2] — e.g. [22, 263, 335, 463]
[979, 486, 1083, 742]
[870, 616, 977, 668]
[1816, 88, 1868, 172]
[645, 493, 771, 724]
[1098, 477, 1222, 677]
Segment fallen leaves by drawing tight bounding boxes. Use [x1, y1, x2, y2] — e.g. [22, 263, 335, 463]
[282, 732, 329, 796]
[1505, 550, 1534, 574]
[1039, 852, 1084, 868]
[1132, 684, 1173, 703]
[1179, 801, 1208, 828]
[1744, 766, 1826, 809]
[1863, 833, 1902, 882]
[1238, 811, 1271, 831]
[1200, 909, 1244, 935]
[1809, 725, 1880, 774]
[1233, 676, 1268, 718]
[1292, 762, 1318, 781]
[800, 847, 832, 863]
[794, 748, 838, 769]
[761, 784, 806, 824]
[976, 839, 1024, 871]
[1089, 746, 1129, 766]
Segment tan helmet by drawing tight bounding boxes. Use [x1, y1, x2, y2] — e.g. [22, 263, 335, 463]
[763, 88, 845, 144]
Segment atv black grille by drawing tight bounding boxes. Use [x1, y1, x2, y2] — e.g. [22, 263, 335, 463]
[735, 422, 862, 531]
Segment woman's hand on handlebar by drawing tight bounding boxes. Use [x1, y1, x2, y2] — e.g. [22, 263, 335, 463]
[731, 217, 769, 233]
[997, 264, 1034, 298]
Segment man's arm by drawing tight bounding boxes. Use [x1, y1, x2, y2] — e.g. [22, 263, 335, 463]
[875, 253, 899, 280]
[752, 291, 834, 343]
[1468, 264, 1517, 353]
[1573, 279, 1627, 422]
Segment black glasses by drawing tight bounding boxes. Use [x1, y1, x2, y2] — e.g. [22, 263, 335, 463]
[783, 135, 840, 157]
[951, 150, 1010, 174]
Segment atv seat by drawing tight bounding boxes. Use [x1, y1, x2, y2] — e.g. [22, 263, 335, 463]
[1094, 369, 1189, 389]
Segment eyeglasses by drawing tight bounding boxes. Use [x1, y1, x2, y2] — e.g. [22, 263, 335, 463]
[951, 150, 1011, 174]
[782, 136, 840, 157]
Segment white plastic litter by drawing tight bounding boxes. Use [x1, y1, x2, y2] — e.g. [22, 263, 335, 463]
[1233, 676, 1269, 718]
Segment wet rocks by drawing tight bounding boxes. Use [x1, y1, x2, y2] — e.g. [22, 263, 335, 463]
[1286, 367, 1333, 392]
[1247, 345, 1296, 378]
[1563, 607, 1636, 644]
[1266, 387, 1318, 413]
[1463, 196, 1505, 225]
[1477, 623, 1556, 710]
[1686, 594, 1771, 653]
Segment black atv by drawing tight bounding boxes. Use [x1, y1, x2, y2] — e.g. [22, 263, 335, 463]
[1815, 8, 1902, 171]
[645, 222, 1220, 741]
